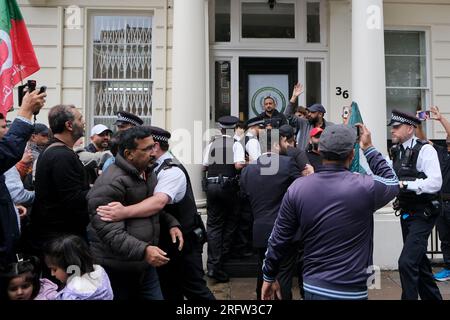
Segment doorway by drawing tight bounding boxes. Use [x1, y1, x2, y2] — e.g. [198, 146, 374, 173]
[239, 57, 298, 121]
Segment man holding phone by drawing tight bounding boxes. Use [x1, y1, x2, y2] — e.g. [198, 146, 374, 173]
[0, 89, 46, 268]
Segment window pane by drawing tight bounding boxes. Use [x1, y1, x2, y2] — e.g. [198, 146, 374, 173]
[385, 31, 426, 56]
[306, 61, 321, 107]
[242, 3, 295, 39]
[386, 88, 426, 135]
[307, 2, 320, 43]
[385, 55, 427, 87]
[215, 61, 231, 122]
[215, 0, 230, 42]
[92, 15, 152, 126]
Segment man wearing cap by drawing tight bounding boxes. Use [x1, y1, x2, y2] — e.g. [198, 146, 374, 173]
[86, 124, 112, 153]
[258, 96, 288, 129]
[97, 126, 215, 300]
[306, 127, 324, 170]
[285, 82, 333, 150]
[15, 123, 50, 186]
[0, 90, 46, 268]
[261, 124, 399, 300]
[114, 110, 144, 131]
[388, 110, 443, 300]
[245, 117, 265, 162]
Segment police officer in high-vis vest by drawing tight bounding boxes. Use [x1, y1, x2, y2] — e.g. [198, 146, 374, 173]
[388, 110, 443, 300]
[202, 116, 246, 282]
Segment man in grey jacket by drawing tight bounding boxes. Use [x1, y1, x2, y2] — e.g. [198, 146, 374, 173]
[285, 82, 333, 150]
[87, 126, 183, 300]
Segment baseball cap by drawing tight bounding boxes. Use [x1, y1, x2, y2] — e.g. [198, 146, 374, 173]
[319, 124, 356, 159]
[90, 124, 112, 137]
[307, 104, 326, 114]
[309, 127, 323, 138]
[279, 124, 294, 139]
[33, 123, 49, 135]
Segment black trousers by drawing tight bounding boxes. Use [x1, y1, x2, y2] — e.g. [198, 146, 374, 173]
[231, 196, 253, 255]
[206, 183, 239, 272]
[157, 234, 215, 301]
[399, 213, 442, 300]
[437, 201, 450, 269]
[256, 244, 298, 300]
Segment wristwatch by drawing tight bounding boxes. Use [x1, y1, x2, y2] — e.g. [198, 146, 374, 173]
[401, 181, 408, 190]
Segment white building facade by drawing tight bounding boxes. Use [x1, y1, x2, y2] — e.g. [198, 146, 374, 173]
[14, 0, 450, 268]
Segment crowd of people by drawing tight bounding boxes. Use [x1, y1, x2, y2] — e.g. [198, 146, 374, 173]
[0, 81, 449, 301]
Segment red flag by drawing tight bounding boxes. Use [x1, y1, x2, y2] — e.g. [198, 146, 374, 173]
[0, 0, 40, 116]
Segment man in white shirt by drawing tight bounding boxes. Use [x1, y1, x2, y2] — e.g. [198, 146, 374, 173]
[245, 117, 264, 162]
[388, 109, 442, 300]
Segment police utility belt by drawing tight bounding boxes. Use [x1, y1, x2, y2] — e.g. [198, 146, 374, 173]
[207, 176, 232, 184]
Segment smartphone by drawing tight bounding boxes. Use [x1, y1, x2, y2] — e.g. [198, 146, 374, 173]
[342, 106, 350, 119]
[17, 80, 38, 106]
[417, 110, 430, 120]
[356, 126, 360, 140]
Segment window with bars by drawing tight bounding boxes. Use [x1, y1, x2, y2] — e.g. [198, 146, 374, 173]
[90, 15, 153, 128]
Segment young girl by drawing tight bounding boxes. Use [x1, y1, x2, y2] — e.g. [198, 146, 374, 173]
[1, 255, 58, 300]
[43, 234, 114, 300]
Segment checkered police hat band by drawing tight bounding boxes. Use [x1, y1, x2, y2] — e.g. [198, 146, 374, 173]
[391, 114, 417, 126]
[118, 115, 140, 126]
[153, 134, 169, 142]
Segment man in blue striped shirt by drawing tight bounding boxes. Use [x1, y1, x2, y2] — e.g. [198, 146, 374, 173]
[261, 124, 399, 300]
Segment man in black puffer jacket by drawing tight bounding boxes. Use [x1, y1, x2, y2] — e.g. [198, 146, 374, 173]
[87, 126, 182, 300]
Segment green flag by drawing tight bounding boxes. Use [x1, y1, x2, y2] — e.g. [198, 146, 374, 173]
[348, 101, 366, 173]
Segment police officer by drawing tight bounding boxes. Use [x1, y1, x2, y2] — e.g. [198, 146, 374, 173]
[114, 110, 144, 131]
[203, 116, 245, 282]
[388, 110, 443, 300]
[245, 117, 265, 162]
[97, 126, 215, 300]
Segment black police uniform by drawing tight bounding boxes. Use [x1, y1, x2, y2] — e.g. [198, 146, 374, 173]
[205, 116, 241, 282]
[149, 126, 214, 301]
[389, 110, 442, 300]
[155, 158, 215, 301]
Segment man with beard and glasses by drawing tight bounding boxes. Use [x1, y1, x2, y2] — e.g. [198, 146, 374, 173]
[284, 82, 333, 150]
[29, 105, 90, 272]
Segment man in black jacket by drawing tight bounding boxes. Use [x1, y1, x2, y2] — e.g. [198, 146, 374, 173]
[259, 96, 288, 129]
[29, 105, 89, 258]
[0, 90, 46, 268]
[87, 126, 182, 300]
[240, 129, 301, 299]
